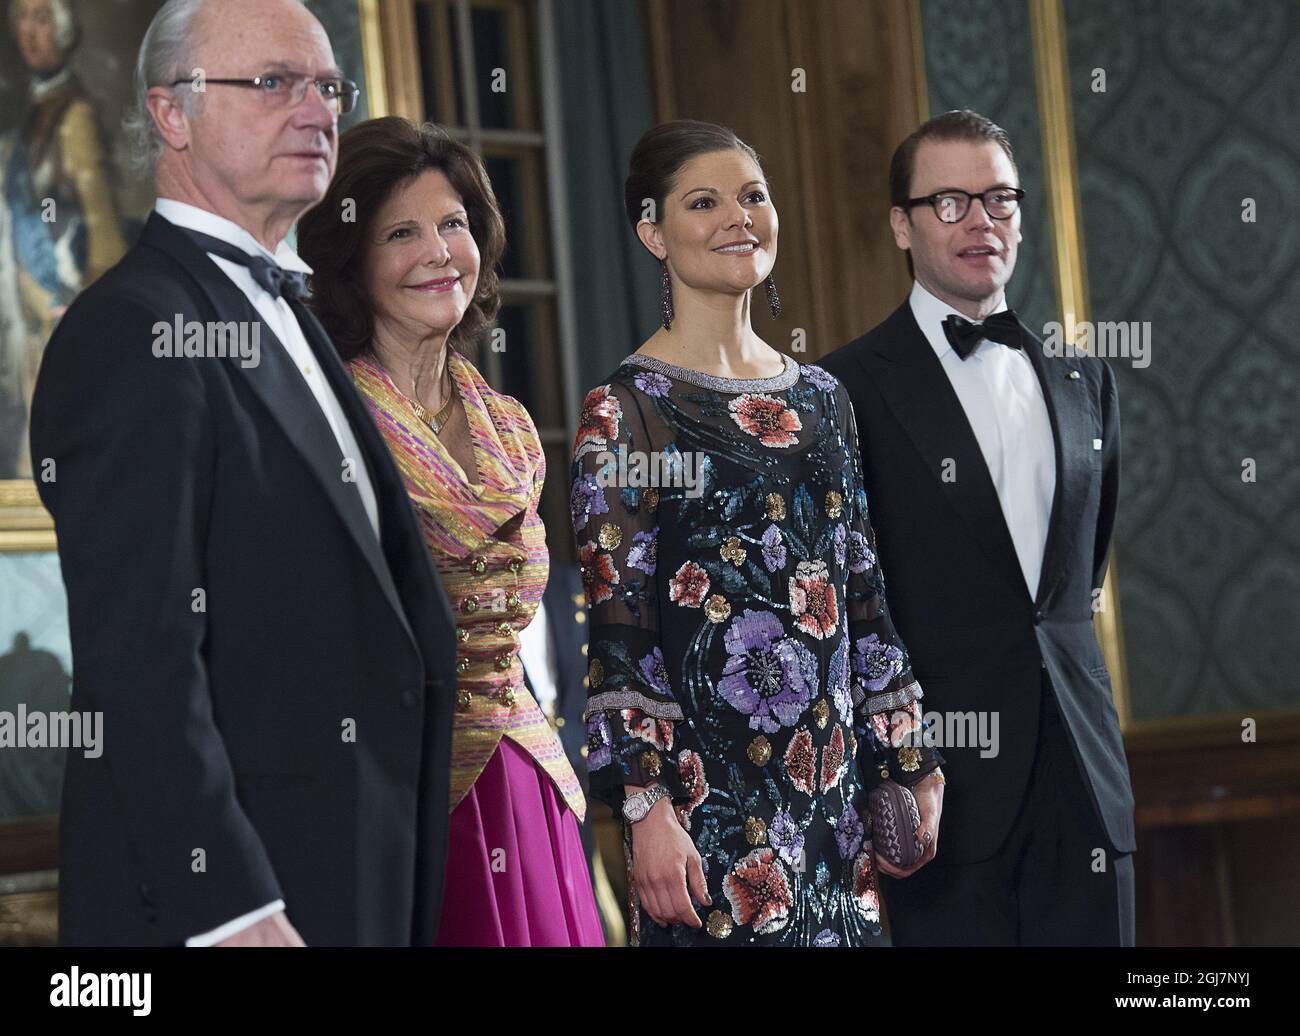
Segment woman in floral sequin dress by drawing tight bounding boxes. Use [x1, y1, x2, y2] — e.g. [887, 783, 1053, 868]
[571, 121, 945, 946]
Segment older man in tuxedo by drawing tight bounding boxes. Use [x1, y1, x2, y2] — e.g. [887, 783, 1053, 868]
[822, 110, 1135, 946]
[29, 0, 458, 945]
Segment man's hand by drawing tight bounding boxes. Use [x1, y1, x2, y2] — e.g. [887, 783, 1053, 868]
[875, 771, 944, 879]
[628, 792, 710, 928]
[216, 911, 305, 947]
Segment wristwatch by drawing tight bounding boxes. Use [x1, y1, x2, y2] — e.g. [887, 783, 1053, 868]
[622, 784, 672, 823]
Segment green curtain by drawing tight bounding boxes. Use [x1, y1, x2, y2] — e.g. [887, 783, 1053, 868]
[551, 0, 660, 393]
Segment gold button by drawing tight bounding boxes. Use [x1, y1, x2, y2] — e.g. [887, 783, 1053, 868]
[581, 644, 588, 656]
[748, 735, 772, 766]
[825, 490, 843, 518]
[457, 690, 473, 711]
[580, 745, 589, 758]
[470, 556, 487, 575]
[505, 592, 520, 610]
[575, 611, 586, 624]
[555, 717, 566, 728]
[642, 750, 661, 777]
[495, 620, 512, 637]
[812, 699, 829, 729]
[456, 627, 469, 643]
[506, 556, 525, 573]
[571, 593, 585, 606]
[462, 595, 479, 614]
[499, 686, 516, 707]
[495, 652, 512, 672]
[744, 816, 767, 845]
[456, 657, 470, 675]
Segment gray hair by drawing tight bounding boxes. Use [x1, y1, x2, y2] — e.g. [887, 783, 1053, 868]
[123, 0, 210, 177]
[8, 0, 81, 56]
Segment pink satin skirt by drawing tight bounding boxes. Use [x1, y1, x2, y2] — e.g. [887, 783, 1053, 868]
[433, 735, 605, 946]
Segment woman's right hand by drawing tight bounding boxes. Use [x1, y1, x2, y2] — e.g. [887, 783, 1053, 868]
[628, 792, 710, 928]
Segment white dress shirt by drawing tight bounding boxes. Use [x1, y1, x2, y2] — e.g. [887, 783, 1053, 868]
[155, 199, 380, 945]
[518, 599, 559, 719]
[909, 280, 1056, 600]
[155, 199, 381, 539]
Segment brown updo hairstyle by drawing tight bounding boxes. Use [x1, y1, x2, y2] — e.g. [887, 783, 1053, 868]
[623, 119, 766, 235]
[297, 116, 506, 361]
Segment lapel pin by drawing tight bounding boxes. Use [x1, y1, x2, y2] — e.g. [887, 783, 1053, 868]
[1067, 370, 1081, 380]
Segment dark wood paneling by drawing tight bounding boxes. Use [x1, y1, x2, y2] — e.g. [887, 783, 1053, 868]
[1127, 710, 1300, 945]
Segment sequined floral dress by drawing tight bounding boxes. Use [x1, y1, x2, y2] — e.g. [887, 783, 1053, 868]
[571, 354, 942, 947]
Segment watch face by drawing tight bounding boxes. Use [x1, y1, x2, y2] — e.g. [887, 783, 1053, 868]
[624, 796, 648, 823]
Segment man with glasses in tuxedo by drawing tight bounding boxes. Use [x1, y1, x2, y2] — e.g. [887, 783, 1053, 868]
[29, 0, 459, 946]
[822, 109, 1135, 946]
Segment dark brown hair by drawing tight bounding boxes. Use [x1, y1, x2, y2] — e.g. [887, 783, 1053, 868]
[889, 109, 1019, 276]
[297, 117, 506, 361]
[624, 119, 765, 233]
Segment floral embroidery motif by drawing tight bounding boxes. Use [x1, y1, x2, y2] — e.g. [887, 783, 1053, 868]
[578, 541, 619, 604]
[790, 559, 839, 639]
[575, 385, 621, 450]
[626, 528, 658, 575]
[633, 370, 672, 398]
[820, 724, 846, 793]
[570, 473, 607, 532]
[723, 848, 793, 935]
[718, 609, 816, 733]
[728, 393, 803, 448]
[853, 633, 904, 692]
[784, 727, 816, 795]
[622, 707, 673, 751]
[669, 560, 710, 607]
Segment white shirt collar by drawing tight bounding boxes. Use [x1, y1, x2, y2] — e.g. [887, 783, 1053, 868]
[154, 198, 312, 274]
[908, 279, 1008, 361]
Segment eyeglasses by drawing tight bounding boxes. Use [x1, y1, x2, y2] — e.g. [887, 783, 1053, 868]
[169, 72, 360, 115]
[903, 187, 1025, 223]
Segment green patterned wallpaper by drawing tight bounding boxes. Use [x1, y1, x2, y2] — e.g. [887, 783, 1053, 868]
[919, 0, 1300, 719]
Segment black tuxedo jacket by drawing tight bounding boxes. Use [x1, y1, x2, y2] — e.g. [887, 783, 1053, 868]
[29, 213, 459, 945]
[821, 301, 1135, 864]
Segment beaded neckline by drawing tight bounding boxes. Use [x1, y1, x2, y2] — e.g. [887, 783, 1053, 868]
[622, 352, 800, 393]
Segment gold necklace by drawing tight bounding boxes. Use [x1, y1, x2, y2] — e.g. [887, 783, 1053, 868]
[411, 372, 456, 434]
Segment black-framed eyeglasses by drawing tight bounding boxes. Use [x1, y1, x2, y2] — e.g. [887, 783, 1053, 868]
[169, 73, 360, 115]
[904, 187, 1025, 223]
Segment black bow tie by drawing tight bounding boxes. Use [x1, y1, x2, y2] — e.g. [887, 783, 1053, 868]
[941, 310, 1023, 360]
[179, 227, 308, 301]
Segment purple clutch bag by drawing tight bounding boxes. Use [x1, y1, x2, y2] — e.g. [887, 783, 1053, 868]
[868, 781, 923, 869]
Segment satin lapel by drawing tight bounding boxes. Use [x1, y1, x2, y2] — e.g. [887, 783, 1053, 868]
[286, 298, 423, 645]
[1020, 322, 1090, 609]
[864, 304, 1029, 603]
[138, 215, 416, 648]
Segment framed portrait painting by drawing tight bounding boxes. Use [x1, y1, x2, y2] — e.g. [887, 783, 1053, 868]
[0, 0, 373, 944]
